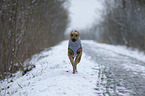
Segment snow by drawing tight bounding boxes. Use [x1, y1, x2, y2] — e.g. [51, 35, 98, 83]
[124, 64, 145, 76]
[0, 41, 103, 96]
[83, 40, 145, 62]
[1, 40, 145, 96]
[83, 40, 145, 77]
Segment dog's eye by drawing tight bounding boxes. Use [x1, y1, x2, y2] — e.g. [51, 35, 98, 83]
[76, 35, 78, 37]
[71, 34, 73, 37]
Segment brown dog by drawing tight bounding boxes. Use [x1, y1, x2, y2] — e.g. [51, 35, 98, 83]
[68, 30, 82, 74]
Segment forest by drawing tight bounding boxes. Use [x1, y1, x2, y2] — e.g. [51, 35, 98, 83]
[0, 0, 69, 80]
[81, 0, 145, 51]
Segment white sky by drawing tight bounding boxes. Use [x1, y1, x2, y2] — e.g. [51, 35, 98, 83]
[66, 0, 103, 33]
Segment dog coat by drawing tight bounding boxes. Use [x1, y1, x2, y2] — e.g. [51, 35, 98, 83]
[68, 37, 82, 57]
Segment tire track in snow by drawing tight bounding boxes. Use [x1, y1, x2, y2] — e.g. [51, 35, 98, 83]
[83, 40, 145, 96]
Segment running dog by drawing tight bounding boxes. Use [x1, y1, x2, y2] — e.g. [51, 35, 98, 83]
[68, 30, 82, 74]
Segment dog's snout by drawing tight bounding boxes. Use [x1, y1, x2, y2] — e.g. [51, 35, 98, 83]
[72, 38, 76, 42]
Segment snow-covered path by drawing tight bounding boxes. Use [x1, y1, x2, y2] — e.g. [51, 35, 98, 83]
[1, 40, 145, 96]
[83, 41, 145, 96]
[0, 41, 101, 96]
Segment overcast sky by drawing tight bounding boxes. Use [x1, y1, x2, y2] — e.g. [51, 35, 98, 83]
[66, 0, 103, 33]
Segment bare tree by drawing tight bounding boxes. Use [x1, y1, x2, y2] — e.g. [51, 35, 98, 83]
[0, 0, 69, 80]
[84, 0, 145, 51]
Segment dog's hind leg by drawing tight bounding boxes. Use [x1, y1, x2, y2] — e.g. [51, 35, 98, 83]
[74, 49, 82, 73]
[73, 64, 76, 74]
[75, 65, 77, 73]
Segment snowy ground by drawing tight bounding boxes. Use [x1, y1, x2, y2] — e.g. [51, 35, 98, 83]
[1, 40, 145, 96]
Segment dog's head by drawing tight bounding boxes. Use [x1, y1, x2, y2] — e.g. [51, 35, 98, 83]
[70, 30, 80, 42]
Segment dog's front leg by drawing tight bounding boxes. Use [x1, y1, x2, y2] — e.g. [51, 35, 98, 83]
[68, 49, 76, 74]
[75, 48, 82, 64]
[68, 49, 74, 65]
[68, 55, 74, 65]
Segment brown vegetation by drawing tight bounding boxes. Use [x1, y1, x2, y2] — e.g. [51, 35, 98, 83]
[0, 0, 69, 80]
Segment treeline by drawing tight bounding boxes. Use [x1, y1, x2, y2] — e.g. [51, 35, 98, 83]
[83, 0, 145, 51]
[0, 0, 69, 79]
[80, 26, 99, 41]
[99, 0, 145, 50]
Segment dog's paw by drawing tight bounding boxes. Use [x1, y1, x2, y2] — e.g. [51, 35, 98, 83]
[73, 71, 75, 74]
[72, 70, 78, 74]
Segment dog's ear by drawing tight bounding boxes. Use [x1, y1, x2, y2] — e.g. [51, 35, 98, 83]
[70, 31, 73, 35]
[75, 30, 80, 36]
